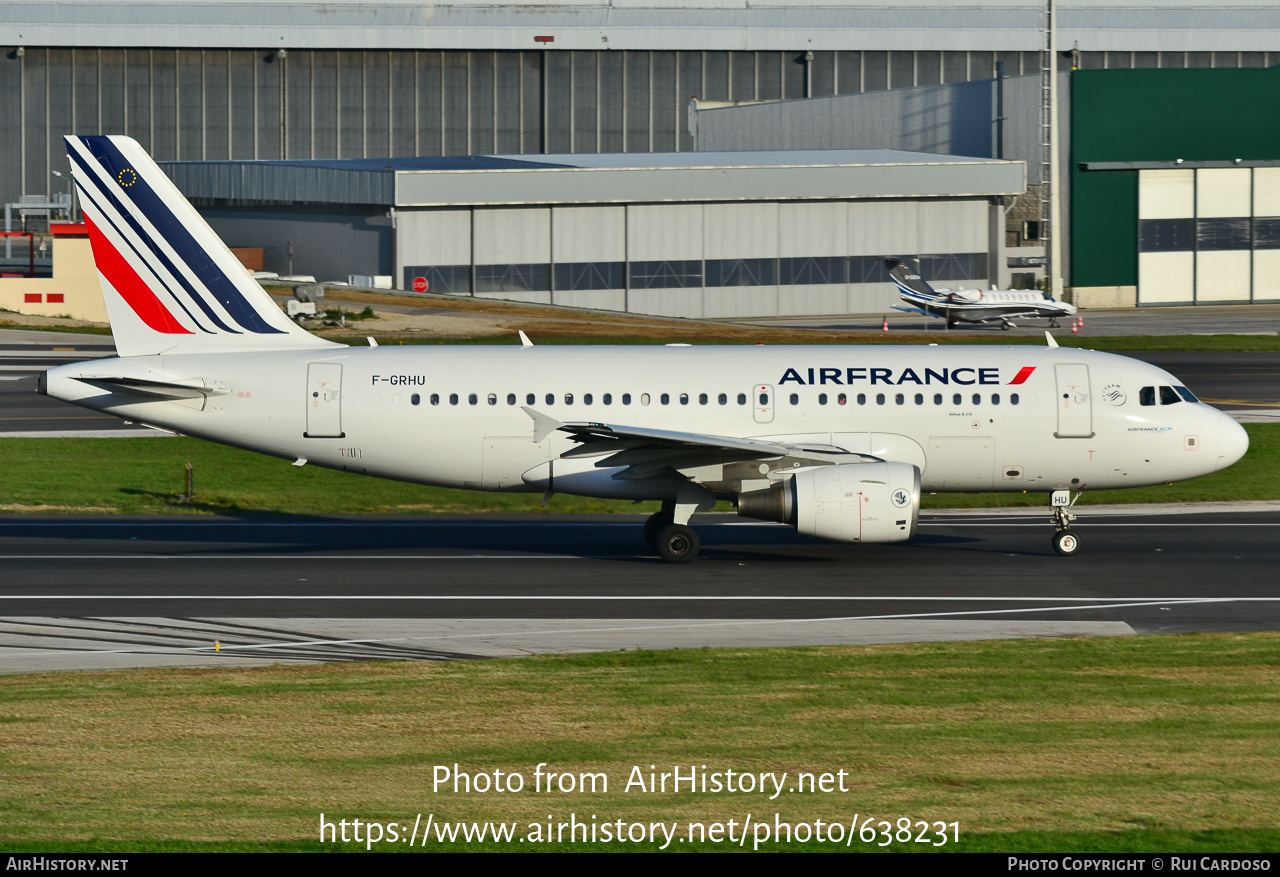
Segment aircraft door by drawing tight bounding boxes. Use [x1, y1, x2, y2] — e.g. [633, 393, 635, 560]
[1054, 363, 1093, 438]
[753, 384, 775, 423]
[306, 362, 344, 438]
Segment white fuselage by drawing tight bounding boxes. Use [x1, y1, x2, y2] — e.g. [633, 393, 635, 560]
[43, 344, 1248, 499]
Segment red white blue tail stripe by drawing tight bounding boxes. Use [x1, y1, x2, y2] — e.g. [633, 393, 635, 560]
[66, 135, 331, 355]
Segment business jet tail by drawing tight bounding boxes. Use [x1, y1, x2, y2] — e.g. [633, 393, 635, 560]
[884, 257, 940, 300]
[65, 135, 338, 357]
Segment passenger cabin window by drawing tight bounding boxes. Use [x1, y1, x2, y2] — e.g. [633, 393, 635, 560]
[718, 393, 727, 405]
[623, 393, 632, 405]
[1160, 385, 1182, 405]
[738, 393, 747, 405]
[507, 393, 516, 405]
[934, 393, 943, 405]
[953, 393, 962, 405]
[661, 393, 670, 405]
[546, 393, 555, 406]
[584, 393, 593, 405]
[680, 393, 689, 405]
[876, 393, 885, 405]
[526, 393, 535, 405]
[914, 393, 923, 405]
[1139, 386, 1156, 406]
[430, 393, 440, 405]
[411, 394, 420, 406]
[790, 393, 799, 405]
[818, 393, 828, 405]
[449, 393, 459, 405]
[604, 393, 613, 405]
[838, 393, 847, 405]
[488, 393, 497, 405]
[565, 394, 574, 405]
[699, 393, 708, 405]
[469, 393, 478, 405]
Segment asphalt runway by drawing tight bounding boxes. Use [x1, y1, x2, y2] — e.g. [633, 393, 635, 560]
[1, 509, 1277, 672]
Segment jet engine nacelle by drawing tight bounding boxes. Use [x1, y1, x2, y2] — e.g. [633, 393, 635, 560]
[738, 461, 921, 544]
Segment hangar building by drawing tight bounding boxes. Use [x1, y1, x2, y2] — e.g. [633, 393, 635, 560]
[161, 149, 1023, 318]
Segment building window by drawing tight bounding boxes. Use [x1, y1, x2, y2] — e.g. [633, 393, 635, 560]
[780, 256, 847, 286]
[553, 261, 625, 291]
[475, 263, 550, 293]
[705, 258, 778, 287]
[1139, 218, 1195, 252]
[403, 265, 470, 294]
[629, 260, 703, 289]
[1197, 218, 1251, 251]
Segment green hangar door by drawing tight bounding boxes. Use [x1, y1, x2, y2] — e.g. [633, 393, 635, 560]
[1139, 167, 1280, 304]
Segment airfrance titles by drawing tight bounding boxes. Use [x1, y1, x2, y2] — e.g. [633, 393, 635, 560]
[778, 365, 1037, 387]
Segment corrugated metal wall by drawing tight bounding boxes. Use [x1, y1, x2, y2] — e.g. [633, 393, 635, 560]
[693, 73, 1068, 187]
[6, 47, 1269, 216]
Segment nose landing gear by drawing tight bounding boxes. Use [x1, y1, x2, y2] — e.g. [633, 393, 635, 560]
[1050, 489, 1082, 556]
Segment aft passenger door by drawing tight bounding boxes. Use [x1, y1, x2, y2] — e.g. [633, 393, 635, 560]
[753, 384, 775, 423]
[1054, 363, 1093, 438]
[305, 362, 344, 438]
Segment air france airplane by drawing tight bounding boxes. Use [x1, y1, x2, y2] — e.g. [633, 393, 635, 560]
[888, 257, 1078, 330]
[39, 136, 1249, 562]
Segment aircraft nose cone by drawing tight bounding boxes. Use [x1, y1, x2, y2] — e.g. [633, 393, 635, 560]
[1216, 413, 1249, 468]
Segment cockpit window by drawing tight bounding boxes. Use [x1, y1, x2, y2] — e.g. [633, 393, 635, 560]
[1139, 386, 1156, 406]
[1175, 386, 1198, 403]
[1159, 385, 1182, 405]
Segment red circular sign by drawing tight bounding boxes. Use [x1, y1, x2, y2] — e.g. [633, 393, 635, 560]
[412, 276, 428, 292]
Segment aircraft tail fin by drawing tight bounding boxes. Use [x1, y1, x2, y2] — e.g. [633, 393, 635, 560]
[884, 257, 938, 299]
[65, 135, 339, 357]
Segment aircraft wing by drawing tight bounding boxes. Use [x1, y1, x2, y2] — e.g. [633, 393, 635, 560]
[524, 407, 874, 477]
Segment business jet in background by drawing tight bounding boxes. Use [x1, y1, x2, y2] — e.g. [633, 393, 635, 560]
[39, 136, 1248, 562]
[888, 256, 1078, 330]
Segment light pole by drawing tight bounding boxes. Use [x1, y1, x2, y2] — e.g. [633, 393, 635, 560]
[50, 169, 75, 223]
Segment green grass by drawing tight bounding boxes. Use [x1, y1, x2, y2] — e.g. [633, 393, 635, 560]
[0, 425, 1274, 515]
[1, 633, 1278, 851]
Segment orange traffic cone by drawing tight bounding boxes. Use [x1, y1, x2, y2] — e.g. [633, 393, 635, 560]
[1071, 320, 1079, 334]
[882, 317, 889, 332]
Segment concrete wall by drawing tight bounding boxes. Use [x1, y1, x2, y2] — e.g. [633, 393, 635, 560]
[0, 236, 108, 322]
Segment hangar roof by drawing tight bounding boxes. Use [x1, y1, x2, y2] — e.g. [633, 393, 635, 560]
[6, 1, 1279, 52]
[159, 149, 1026, 208]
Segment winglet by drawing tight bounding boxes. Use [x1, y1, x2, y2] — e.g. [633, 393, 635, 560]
[519, 330, 534, 348]
[367, 336, 378, 348]
[521, 406, 563, 443]
[1045, 330, 1059, 349]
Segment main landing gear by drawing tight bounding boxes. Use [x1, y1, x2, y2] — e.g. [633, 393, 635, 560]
[643, 492, 713, 563]
[999, 319, 1016, 331]
[643, 508, 701, 564]
[1050, 489, 1082, 556]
